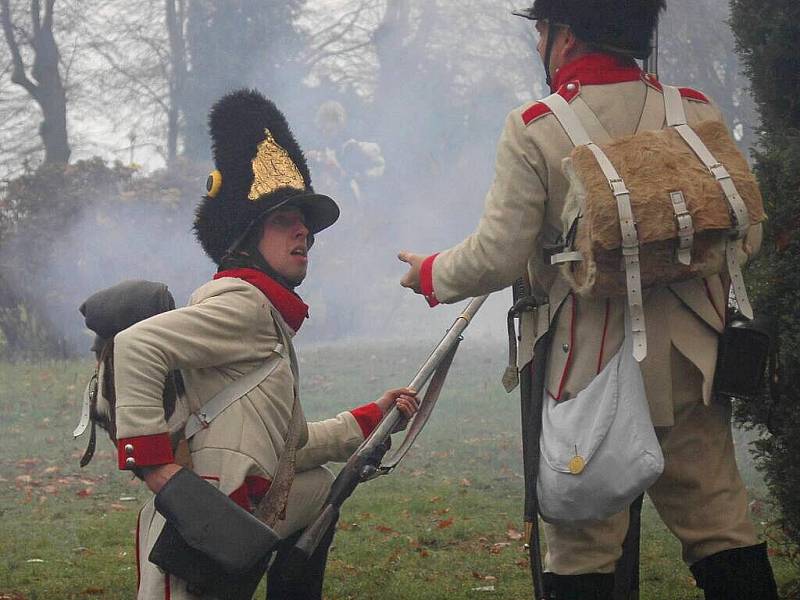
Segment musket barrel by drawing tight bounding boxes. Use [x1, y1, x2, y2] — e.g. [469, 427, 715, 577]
[356, 295, 489, 453]
[292, 294, 489, 560]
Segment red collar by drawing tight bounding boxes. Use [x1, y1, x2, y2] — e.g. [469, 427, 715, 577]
[552, 53, 642, 92]
[214, 268, 309, 333]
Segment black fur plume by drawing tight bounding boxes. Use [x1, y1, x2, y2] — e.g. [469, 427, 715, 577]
[193, 89, 320, 265]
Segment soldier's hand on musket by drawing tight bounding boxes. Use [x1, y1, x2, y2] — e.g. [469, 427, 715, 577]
[398, 251, 425, 293]
[375, 387, 419, 431]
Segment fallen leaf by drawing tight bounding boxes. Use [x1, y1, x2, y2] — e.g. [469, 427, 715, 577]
[374, 525, 396, 534]
[506, 528, 523, 541]
[110, 504, 127, 512]
[460, 478, 472, 487]
[490, 542, 511, 555]
[82, 588, 104, 595]
[436, 517, 454, 529]
[43, 466, 59, 475]
[76, 488, 93, 498]
[429, 496, 442, 503]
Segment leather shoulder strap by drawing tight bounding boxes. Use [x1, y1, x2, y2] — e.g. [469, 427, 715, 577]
[540, 92, 647, 361]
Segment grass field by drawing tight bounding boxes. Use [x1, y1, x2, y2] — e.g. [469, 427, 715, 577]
[0, 338, 797, 599]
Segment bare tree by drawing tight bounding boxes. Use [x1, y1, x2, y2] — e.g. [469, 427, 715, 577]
[0, 0, 69, 164]
[76, 0, 180, 166]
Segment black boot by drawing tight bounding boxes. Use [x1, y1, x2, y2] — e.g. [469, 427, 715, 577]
[544, 572, 615, 600]
[264, 523, 336, 600]
[690, 542, 779, 600]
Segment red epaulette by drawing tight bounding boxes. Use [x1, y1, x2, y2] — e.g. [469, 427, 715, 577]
[677, 87, 710, 104]
[521, 81, 582, 126]
[642, 73, 710, 104]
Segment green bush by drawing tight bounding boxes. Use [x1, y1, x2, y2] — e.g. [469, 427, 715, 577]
[0, 158, 207, 359]
[730, 0, 800, 588]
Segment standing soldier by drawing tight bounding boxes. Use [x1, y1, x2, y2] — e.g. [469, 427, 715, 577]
[397, 1, 779, 599]
[114, 89, 417, 599]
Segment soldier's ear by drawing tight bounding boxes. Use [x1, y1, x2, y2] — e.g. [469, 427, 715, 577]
[561, 26, 580, 53]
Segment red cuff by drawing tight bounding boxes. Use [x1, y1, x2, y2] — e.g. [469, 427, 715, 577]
[117, 434, 174, 470]
[420, 253, 440, 307]
[350, 402, 384, 437]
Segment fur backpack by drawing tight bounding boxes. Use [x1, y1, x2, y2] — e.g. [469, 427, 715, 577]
[74, 280, 190, 475]
[544, 84, 765, 361]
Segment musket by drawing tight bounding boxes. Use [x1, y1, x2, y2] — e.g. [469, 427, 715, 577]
[508, 277, 548, 600]
[293, 295, 489, 559]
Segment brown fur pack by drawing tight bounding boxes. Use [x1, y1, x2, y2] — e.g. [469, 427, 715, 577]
[560, 119, 765, 296]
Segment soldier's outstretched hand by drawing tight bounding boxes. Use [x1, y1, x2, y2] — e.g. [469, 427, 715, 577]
[398, 251, 424, 293]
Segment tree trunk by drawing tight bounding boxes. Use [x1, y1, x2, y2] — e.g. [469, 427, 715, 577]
[37, 84, 70, 164]
[31, 0, 69, 163]
[0, 0, 70, 165]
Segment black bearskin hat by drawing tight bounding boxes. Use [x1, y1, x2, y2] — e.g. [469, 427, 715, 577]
[513, 0, 665, 59]
[194, 89, 339, 265]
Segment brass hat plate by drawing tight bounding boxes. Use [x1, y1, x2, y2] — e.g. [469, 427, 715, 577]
[248, 129, 305, 201]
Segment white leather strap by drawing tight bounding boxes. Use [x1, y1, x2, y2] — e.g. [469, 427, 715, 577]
[726, 238, 754, 319]
[663, 85, 753, 318]
[541, 92, 647, 361]
[663, 84, 687, 127]
[540, 94, 593, 146]
[73, 372, 97, 438]
[669, 191, 694, 266]
[550, 251, 584, 265]
[185, 344, 285, 439]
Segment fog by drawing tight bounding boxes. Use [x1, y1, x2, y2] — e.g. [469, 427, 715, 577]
[0, 0, 754, 358]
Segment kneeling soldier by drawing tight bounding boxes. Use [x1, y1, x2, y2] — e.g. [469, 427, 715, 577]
[114, 90, 417, 599]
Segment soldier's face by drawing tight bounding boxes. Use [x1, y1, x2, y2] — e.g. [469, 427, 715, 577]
[257, 208, 311, 284]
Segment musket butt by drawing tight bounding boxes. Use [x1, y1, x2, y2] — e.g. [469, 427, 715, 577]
[293, 504, 338, 560]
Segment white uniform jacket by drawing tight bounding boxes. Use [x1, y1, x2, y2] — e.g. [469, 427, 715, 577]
[113, 272, 382, 505]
